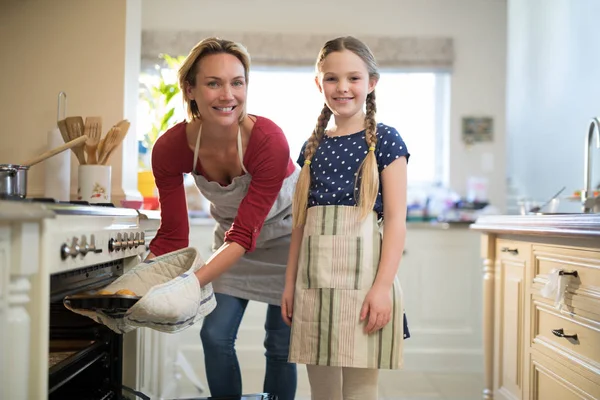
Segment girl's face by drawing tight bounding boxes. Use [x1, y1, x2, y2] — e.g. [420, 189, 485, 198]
[316, 50, 377, 120]
[185, 53, 247, 126]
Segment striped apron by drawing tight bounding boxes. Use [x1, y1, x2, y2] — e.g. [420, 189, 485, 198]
[288, 205, 404, 369]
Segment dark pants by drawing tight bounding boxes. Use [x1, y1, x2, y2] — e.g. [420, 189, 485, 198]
[200, 293, 297, 399]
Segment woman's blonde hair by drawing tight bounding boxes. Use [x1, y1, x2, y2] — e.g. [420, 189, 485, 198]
[293, 36, 380, 227]
[177, 37, 251, 122]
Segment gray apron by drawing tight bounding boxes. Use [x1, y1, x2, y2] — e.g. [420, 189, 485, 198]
[191, 124, 299, 305]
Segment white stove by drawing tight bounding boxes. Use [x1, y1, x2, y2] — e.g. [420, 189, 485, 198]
[2, 199, 152, 400]
[40, 202, 145, 274]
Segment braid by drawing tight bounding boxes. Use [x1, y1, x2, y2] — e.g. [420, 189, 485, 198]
[293, 104, 332, 227]
[304, 104, 332, 161]
[355, 91, 380, 219]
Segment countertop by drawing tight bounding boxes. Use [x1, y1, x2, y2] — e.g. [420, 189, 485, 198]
[136, 209, 161, 220]
[470, 213, 600, 238]
[407, 220, 473, 230]
[0, 201, 55, 222]
[139, 213, 474, 230]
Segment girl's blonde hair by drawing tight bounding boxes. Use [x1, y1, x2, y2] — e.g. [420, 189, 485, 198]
[177, 37, 251, 122]
[293, 36, 380, 227]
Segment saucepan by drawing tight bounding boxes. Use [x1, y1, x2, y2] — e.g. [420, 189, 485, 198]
[0, 164, 29, 200]
[0, 135, 88, 200]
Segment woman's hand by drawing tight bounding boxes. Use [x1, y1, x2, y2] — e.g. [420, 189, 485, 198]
[360, 283, 392, 334]
[281, 283, 295, 327]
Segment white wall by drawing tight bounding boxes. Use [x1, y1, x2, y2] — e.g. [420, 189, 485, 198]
[506, 0, 600, 208]
[142, 0, 508, 209]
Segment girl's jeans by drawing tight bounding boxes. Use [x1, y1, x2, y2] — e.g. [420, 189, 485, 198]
[200, 293, 297, 399]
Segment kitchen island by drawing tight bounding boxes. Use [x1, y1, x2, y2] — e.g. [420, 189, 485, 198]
[471, 214, 600, 400]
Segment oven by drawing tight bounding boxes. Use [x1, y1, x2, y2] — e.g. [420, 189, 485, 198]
[3, 199, 148, 399]
[48, 260, 125, 399]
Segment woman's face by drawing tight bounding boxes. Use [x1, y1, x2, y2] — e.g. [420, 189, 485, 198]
[186, 53, 247, 126]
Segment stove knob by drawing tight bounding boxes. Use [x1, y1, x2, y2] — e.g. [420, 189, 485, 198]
[88, 234, 100, 253]
[79, 235, 88, 256]
[60, 243, 70, 260]
[109, 233, 122, 252]
[116, 233, 123, 251]
[134, 232, 140, 247]
[127, 232, 134, 249]
[140, 231, 146, 247]
[70, 237, 80, 258]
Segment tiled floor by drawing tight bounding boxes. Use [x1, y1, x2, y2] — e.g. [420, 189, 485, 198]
[175, 366, 483, 400]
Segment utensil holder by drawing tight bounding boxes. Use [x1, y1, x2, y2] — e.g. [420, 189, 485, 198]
[78, 165, 111, 203]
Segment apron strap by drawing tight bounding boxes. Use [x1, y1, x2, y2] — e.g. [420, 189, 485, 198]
[192, 123, 202, 173]
[237, 126, 248, 174]
[193, 124, 248, 174]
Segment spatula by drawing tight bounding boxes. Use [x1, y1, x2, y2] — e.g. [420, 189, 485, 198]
[84, 116, 102, 164]
[64, 116, 87, 164]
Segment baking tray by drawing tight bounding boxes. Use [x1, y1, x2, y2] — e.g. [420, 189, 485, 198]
[64, 291, 141, 318]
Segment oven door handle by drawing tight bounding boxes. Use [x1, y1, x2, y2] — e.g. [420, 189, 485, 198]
[122, 385, 151, 400]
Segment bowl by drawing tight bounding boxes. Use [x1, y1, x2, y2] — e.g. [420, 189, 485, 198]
[120, 200, 143, 209]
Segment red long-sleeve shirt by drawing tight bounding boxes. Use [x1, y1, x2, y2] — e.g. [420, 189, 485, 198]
[149, 116, 296, 256]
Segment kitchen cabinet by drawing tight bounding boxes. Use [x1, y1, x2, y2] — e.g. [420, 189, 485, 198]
[399, 223, 483, 372]
[472, 214, 600, 400]
[0, 202, 50, 400]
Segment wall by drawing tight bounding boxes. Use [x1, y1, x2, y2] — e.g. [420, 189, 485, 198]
[0, 0, 141, 203]
[506, 0, 600, 209]
[142, 0, 508, 209]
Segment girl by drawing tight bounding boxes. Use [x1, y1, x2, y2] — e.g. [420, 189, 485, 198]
[281, 36, 410, 400]
[149, 37, 298, 399]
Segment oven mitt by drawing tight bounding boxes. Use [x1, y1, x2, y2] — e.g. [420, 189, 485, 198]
[64, 247, 217, 334]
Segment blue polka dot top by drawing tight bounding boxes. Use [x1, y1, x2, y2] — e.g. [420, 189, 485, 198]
[297, 123, 410, 217]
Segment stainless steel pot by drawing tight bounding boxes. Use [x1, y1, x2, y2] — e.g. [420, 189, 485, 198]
[0, 164, 29, 199]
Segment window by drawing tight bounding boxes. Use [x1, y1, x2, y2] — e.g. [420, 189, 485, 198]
[138, 66, 450, 186]
[247, 68, 450, 185]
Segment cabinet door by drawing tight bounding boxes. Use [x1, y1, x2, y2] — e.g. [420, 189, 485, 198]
[495, 240, 530, 400]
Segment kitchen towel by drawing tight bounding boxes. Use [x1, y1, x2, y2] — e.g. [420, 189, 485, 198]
[44, 128, 70, 201]
[540, 268, 570, 310]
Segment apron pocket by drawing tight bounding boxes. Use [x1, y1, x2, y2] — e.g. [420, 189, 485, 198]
[300, 235, 374, 290]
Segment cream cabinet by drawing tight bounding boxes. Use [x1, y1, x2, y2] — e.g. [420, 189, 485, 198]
[493, 239, 530, 400]
[399, 224, 483, 372]
[472, 214, 600, 400]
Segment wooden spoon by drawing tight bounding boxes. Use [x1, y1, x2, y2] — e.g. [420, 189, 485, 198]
[22, 135, 88, 167]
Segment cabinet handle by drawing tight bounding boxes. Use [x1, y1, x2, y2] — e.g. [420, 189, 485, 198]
[558, 270, 579, 278]
[500, 247, 519, 255]
[551, 328, 578, 341]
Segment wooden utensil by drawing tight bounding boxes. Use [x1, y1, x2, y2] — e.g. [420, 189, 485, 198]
[21, 135, 89, 167]
[84, 116, 102, 164]
[98, 127, 122, 165]
[64, 116, 87, 165]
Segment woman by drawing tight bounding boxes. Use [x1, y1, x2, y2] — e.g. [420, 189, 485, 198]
[148, 37, 298, 400]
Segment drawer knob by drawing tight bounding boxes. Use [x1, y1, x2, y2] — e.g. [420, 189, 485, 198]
[500, 247, 519, 255]
[558, 270, 579, 278]
[551, 328, 578, 341]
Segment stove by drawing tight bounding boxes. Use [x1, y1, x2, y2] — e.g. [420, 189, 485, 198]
[2, 197, 150, 399]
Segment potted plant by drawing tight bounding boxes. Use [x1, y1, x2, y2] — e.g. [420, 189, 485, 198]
[137, 54, 185, 203]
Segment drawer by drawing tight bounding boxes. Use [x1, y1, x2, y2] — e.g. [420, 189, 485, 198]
[532, 245, 600, 294]
[529, 349, 600, 400]
[531, 300, 600, 369]
[496, 239, 530, 260]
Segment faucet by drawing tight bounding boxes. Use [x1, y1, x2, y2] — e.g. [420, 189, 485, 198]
[582, 117, 600, 213]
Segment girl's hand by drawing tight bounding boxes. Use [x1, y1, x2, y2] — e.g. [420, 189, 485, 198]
[281, 283, 295, 326]
[360, 284, 392, 334]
